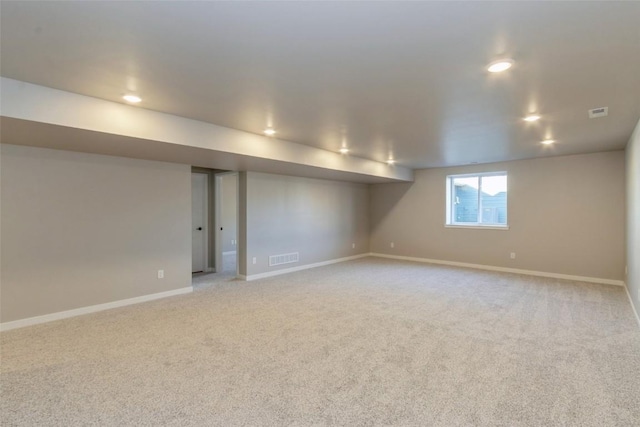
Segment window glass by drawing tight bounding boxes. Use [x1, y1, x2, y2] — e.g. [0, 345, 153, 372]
[446, 172, 508, 228]
[479, 175, 507, 225]
[452, 176, 479, 223]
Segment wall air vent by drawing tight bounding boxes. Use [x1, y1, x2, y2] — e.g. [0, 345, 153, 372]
[588, 107, 608, 119]
[269, 252, 299, 267]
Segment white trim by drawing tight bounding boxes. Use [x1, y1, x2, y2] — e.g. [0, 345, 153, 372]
[445, 225, 509, 231]
[0, 286, 193, 332]
[222, 250, 237, 255]
[242, 253, 369, 281]
[448, 171, 508, 179]
[369, 253, 625, 287]
[624, 283, 640, 328]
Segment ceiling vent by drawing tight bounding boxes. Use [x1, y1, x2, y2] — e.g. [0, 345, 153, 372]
[588, 107, 608, 119]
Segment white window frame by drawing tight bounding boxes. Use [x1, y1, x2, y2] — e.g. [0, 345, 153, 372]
[445, 171, 509, 230]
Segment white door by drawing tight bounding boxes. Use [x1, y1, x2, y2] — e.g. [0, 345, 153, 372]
[191, 173, 208, 273]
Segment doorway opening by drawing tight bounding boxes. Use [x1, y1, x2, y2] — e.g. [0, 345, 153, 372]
[190, 169, 239, 290]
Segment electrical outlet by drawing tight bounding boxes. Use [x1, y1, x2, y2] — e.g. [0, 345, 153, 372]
[510, 252, 516, 259]
[157, 270, 164, 279]
[390, 242, 395, 248]
[252, 257, 257, 265]
[352, 243, 355, 249]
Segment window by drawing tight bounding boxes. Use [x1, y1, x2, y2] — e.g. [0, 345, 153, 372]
[446, 172, 508, 228]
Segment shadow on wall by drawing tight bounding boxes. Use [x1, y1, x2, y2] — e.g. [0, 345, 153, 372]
[369, 182, 413, 231]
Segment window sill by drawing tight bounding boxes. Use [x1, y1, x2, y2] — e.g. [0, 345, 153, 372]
[445, 224, 510, 231]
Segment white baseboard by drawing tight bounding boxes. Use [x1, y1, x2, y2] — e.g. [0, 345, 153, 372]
[624, 283, 640, 328]
[0, 286, 193, 332]
[369, 253, 625, 287]
[242, 253, 369, 281]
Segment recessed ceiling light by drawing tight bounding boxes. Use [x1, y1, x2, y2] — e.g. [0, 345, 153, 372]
[339, 147, 349, 154]
[487, 59, 514, 73]
[541, 139, 555, 145]
[123, 94, 142, 103]
[524, 114, 541, 122]
[263, 128, 276, 136]
[386, 159, 396, 165]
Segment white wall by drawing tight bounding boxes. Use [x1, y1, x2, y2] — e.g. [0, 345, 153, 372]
[370, 151, 626, 281]
[220, 173, 238, 254]
[244, 172, 369, 276]
[0, 144, 192, 323]
[626, 119, 640, 316]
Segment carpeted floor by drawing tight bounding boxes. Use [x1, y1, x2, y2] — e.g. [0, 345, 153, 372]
[192, 252, 238, 291]
[1, 257, 639, 426]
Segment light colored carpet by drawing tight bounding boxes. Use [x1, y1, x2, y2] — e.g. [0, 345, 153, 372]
[192, 252, 237, 290]
[1, 257, 639, 426]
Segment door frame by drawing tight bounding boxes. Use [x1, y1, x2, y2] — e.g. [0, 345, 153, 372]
[192, 172, 209, 273]
[214, 171, 239, 277]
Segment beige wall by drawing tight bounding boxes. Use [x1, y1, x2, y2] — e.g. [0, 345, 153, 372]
[0, 144, 192, 323]
[371, 151, 626, 281]
[245, 172, 369, 276]
[1, 142, 630, 324]
[626, 119, 640, 315]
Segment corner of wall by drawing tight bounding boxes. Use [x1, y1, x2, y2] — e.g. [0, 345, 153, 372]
[237, 171, 248, 277]
[625, 118, 640, 324]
